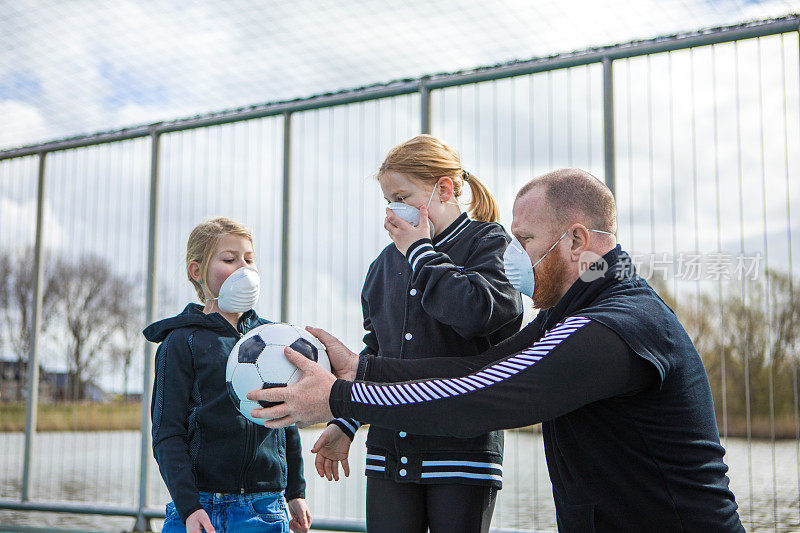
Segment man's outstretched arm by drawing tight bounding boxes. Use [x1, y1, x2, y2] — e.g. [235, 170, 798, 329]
[329, 317, 657, 437]
[248, 317, 657, 434]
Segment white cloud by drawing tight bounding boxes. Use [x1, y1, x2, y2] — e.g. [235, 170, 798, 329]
[0, 195, 66, 250]
[0, 101, 48, 147]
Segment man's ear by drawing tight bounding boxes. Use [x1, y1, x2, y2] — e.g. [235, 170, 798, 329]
[569, 225, 590, 258]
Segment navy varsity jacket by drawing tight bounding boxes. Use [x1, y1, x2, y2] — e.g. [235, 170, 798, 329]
[331, 212, 524, 488]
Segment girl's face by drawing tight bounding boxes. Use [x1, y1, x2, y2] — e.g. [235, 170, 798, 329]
[379, 171, 454, 225]
[198, 234, 255, 301]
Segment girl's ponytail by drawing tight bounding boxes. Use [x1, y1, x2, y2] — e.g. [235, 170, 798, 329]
[463, 171, 500, 223]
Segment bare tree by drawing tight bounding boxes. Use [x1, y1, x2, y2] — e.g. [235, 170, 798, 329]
[108, 280, 143, 401]
[46, 254, 134, 401]
[0, 247, 57, 401]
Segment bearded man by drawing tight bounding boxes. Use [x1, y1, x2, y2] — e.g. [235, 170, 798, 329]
[249, 168, 743, 532]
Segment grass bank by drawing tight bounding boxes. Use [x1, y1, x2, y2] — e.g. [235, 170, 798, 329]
[1, 403, 798, 438]
[0, 402, 142, 431]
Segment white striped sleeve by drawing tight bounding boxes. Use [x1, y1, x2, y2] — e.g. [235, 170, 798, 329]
[407, 239, 437, 274]
[327, 417, 361, 439]
[349, 316, 592, 407]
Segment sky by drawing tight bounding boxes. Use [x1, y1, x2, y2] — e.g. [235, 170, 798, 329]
[1, 1, 799, 392]
[2, 0, 800, 148]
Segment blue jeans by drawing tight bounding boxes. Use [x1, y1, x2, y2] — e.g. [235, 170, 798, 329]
[162, 491, 289, 532]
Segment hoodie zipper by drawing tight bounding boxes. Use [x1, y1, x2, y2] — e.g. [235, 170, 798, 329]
[240, 426, 259, 493]
[233, 316, 256, 493]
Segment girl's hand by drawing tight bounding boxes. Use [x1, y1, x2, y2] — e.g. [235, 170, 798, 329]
[385, 203, 432, 255]
[186, 508, 215, 533]
[287, 498, 312, 533]
[311, 424, 352, 481]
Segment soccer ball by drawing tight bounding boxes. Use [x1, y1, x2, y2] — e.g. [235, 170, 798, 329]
[226, 323, 330, 425]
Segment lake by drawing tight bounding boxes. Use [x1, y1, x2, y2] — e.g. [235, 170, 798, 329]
[0, 429, 798, 531]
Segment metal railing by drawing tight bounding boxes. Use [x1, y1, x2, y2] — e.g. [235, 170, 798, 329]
[0, 14, 798, 532]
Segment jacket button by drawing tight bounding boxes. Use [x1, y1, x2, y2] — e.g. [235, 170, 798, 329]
[399, 469, 407, 477]
[400, 456, 408, 464]
[399, 431, 407, 438]
[405, 333, 413, 340]
[409, 288, 417, 296]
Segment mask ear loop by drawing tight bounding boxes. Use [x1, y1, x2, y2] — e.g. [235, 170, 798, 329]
[429, 178, 463, 210]
[426, 184, 438, 209]
[199, 277, 220, 303]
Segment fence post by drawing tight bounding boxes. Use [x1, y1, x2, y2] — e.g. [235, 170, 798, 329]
[20, 151, 47, 502]
[420, 76, 431, 134]
[134, 127, 161, 532]
[602, 56, 616, 196]
[280, 112, 292, 323]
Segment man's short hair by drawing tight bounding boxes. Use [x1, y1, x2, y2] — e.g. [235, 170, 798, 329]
[517, 168, 617, 233]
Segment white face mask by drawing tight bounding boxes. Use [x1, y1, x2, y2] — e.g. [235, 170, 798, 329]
[387, 186, 437, 237]
[503, 237, 535, 297]
[503, 229, 614, 298]
[208, 266, 260, 313]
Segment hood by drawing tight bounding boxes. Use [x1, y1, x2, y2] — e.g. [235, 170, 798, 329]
[142, 303, 261, 343]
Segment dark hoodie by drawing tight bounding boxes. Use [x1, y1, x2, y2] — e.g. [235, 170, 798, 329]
[143, 304, 305, 523]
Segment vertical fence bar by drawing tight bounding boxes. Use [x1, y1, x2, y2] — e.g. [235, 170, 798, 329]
[280, 112, 292, 323]
[602, 56, 615, 196]
[712, 45, 728, 444]
[732, 40, 754, 529]
[789, 30, 800, 527]
[420, 77, 431, 135]
[20, 151, 46, 502]
[754, 37, 779, 530]
[135, 128, 161, 532]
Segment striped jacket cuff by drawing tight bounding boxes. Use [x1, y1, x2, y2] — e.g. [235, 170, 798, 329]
[328, 417, 359, 440]
[407, 238, 436, 274]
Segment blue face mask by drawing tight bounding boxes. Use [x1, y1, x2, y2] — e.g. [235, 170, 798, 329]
[502, 228, 614, 298]
[387, 186, 437, 237]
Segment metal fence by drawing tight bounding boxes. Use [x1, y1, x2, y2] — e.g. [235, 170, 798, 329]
[1, 14, 799, 532]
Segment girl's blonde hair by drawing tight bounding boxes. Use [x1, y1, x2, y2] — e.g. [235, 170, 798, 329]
[376, 134, 500, 223]
[186, 217, 253, 303]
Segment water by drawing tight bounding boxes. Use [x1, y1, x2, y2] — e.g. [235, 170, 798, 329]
[0, 429, 798, 531]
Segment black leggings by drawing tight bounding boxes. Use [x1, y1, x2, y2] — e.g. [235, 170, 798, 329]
[366, 477, 497, 533]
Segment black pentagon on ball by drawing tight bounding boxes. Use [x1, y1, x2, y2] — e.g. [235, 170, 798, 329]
[238, 334, 266, 364]
[226, 380, 240, 406]
[258, 382, 286, 408]
[289, 338, 318, 362]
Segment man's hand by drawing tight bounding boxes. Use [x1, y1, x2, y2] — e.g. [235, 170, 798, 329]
[186, 508, 215, 533]
[385, 203, 432, 256]
[311, 424, 352, 481]
[305, 326, 359, 381]
[247, 347, 336, 428]
[287, 498, 312, 533]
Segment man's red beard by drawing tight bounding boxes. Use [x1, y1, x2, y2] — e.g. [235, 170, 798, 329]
[531, 249, 569, 309]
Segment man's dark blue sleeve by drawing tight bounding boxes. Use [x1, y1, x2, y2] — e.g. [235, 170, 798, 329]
[330, 317, 657, 438]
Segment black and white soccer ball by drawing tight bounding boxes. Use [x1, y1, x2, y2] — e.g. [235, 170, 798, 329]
[226, 323, 330, 425]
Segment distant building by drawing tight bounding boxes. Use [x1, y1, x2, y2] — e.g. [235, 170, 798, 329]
[0, 359, 108, 402]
